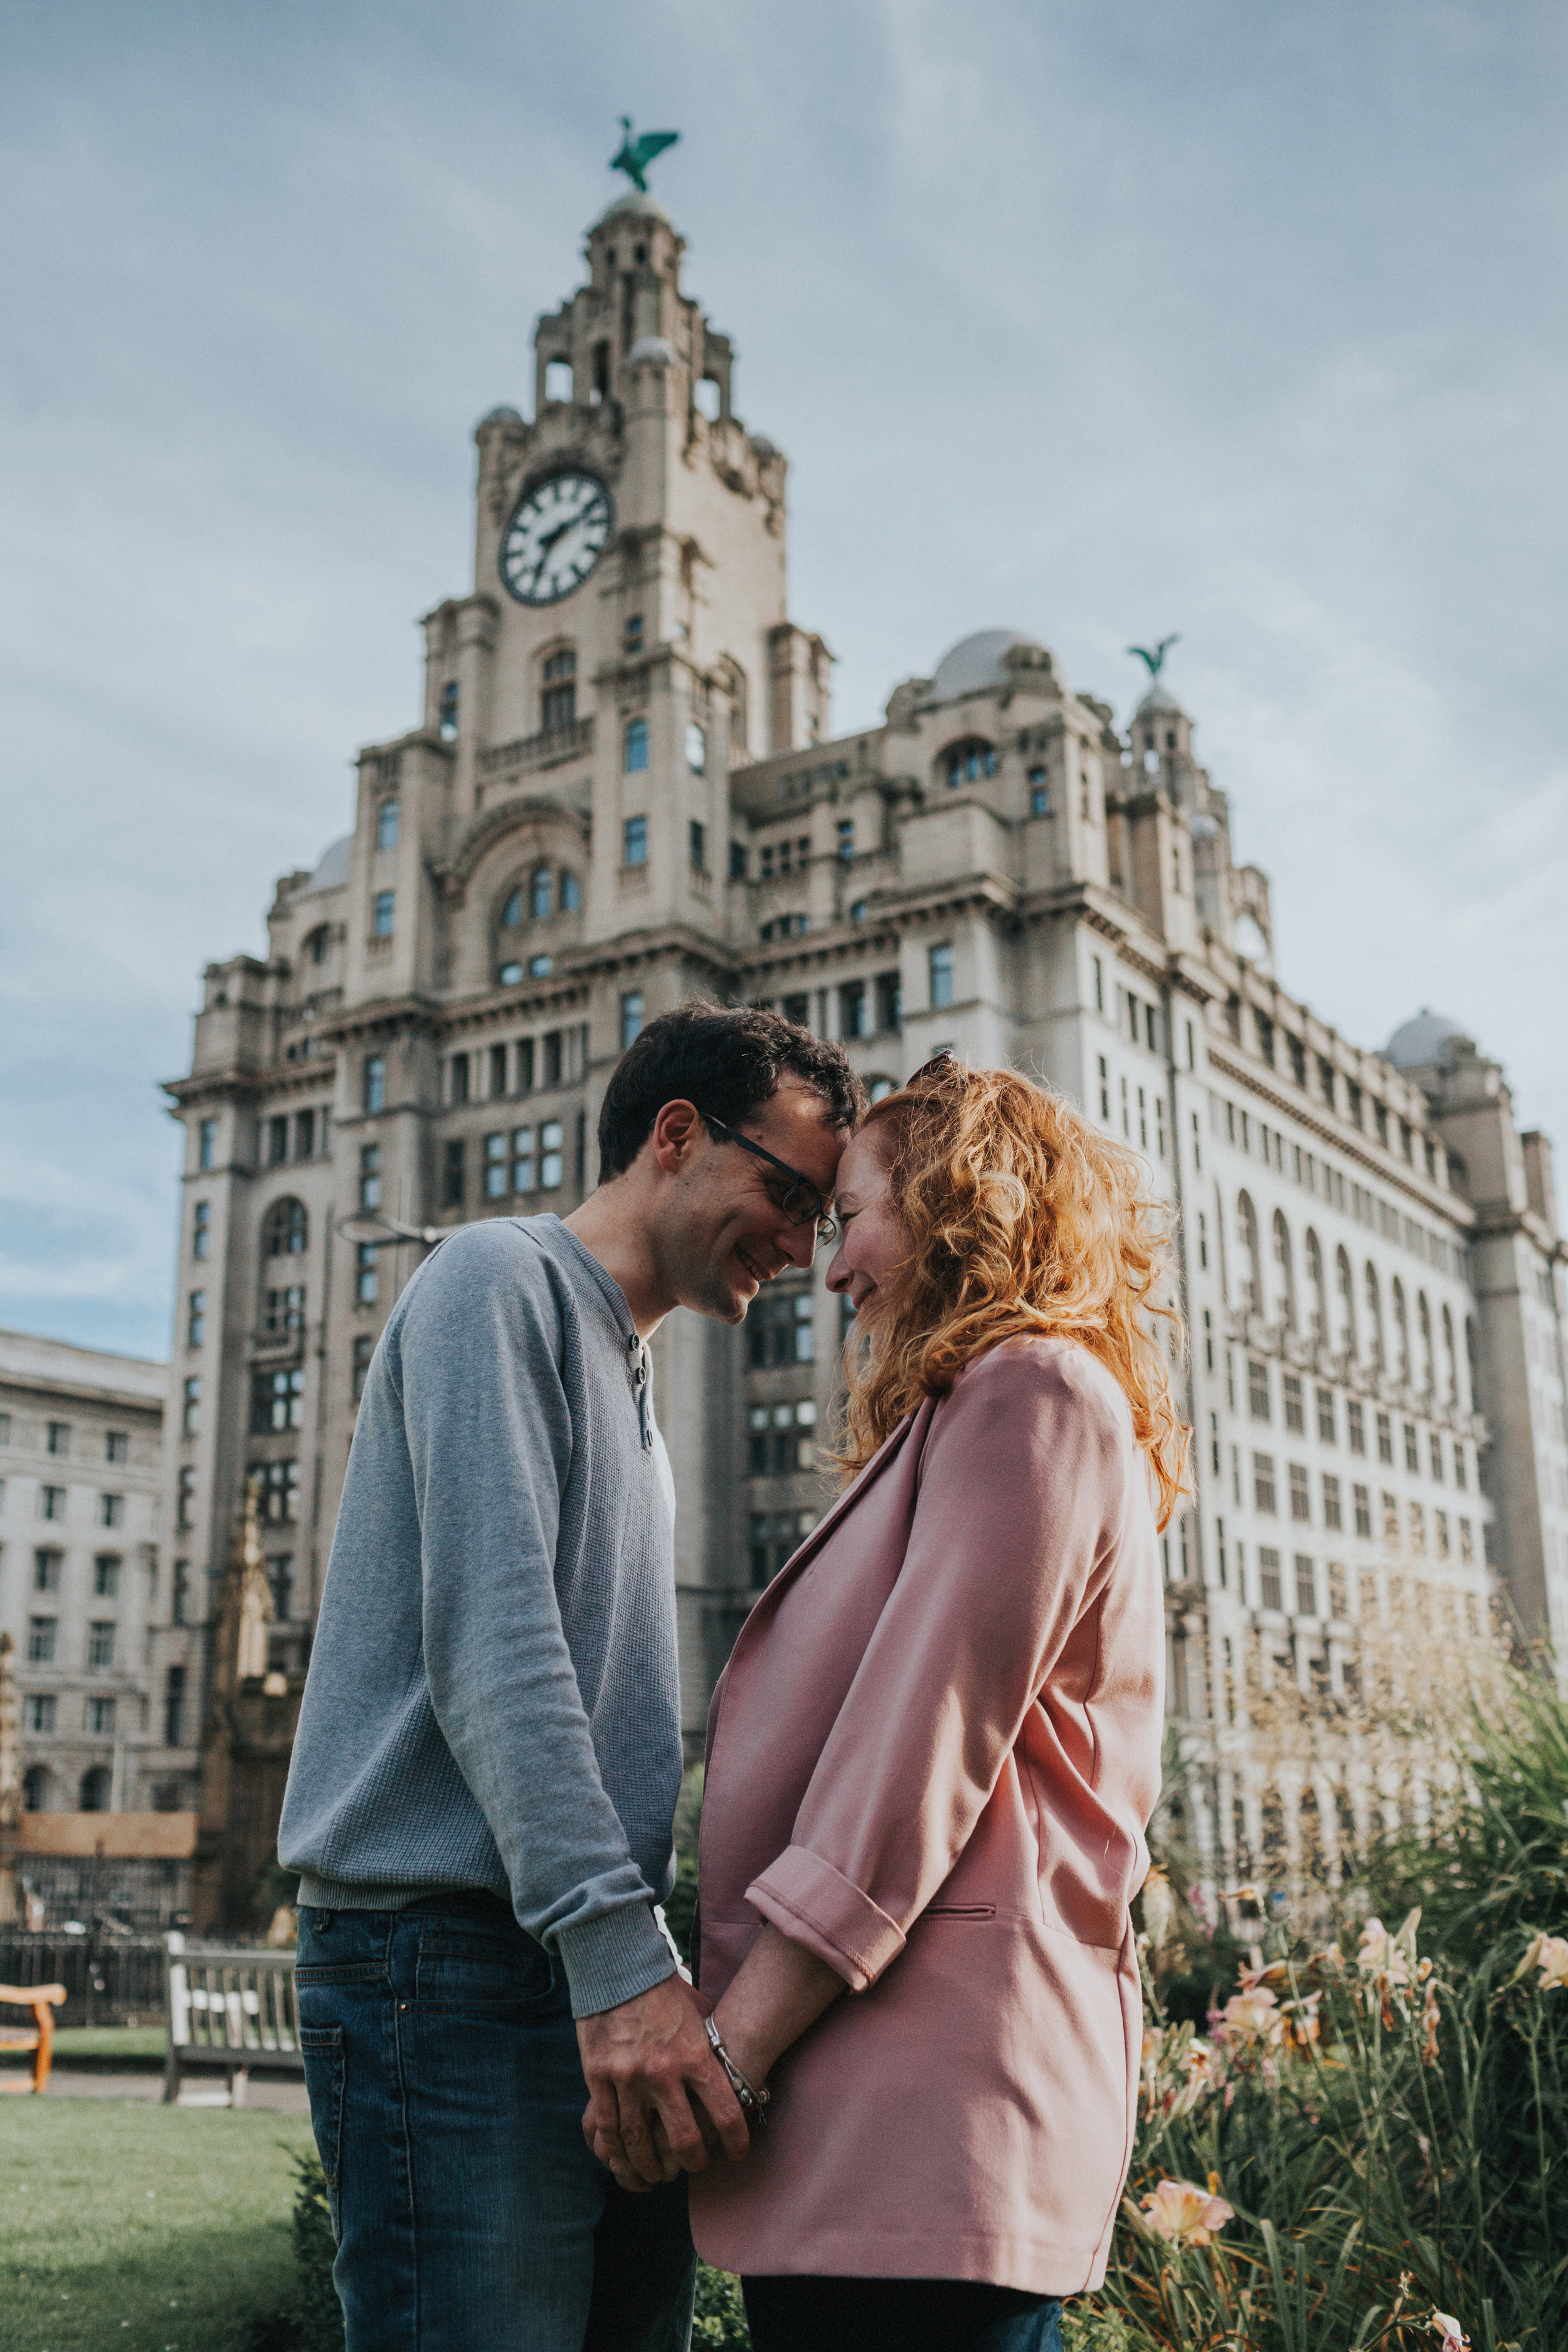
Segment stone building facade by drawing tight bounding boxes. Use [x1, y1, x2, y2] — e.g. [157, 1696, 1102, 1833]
[0, 1328, 171, 1815]
[159, 189, 1567, 1923]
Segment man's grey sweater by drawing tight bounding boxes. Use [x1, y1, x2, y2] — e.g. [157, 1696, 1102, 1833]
[278, 1214, 682, 2018]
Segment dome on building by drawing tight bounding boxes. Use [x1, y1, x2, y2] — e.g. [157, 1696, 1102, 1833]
[929, 629, 1035, 703]
[299, 834, 353, 896]
[595, 189, 670, 229]
[1135, 683, 1183, 719]
[478, 406, 524, 432]
[1384, 1008, 1475, 1071]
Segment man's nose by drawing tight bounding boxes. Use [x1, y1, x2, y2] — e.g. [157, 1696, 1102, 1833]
[778, 1218, 817, 1271]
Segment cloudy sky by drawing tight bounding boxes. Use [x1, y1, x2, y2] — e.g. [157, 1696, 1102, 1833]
[3, 0, 1565, 1361]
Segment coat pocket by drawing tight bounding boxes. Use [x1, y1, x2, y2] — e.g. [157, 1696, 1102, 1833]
[921, 1904, 997, 1920]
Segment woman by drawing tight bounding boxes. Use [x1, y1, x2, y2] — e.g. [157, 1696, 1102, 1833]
[687, 1057, 1187, 2352]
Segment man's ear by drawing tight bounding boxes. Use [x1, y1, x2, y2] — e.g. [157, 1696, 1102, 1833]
[648, 1098, 703, 1177]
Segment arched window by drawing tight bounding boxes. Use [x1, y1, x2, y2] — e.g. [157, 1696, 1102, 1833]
[80, 1765, 111, 1813]
[1441, 1305, 1458, 1403]
[1336, 1246, 1357, 1357]
[1391, 1278, 1409, 1380]
[1237, 1192, 1261, 1313]
[1365, 1264, 1384, 1365]
[560, 870, 582, 913]
[1305, 1229, 1325, 1338]
[376, 798, 400, 852]
[718, 655, 748, 754]
[23, 1764, 50, 1813]
[1417, 1291, 1434, 1393]
[1270, 1210, 1294, 1329]
[625, 716, 649, 773]
[686, 721, 706, 774]
[541, 645, 576, 733]
[530, 866, 553, 921]
[941, 738, 998, 790]
[263, 1198, 308, 1258]
[500, 886, 524, 930]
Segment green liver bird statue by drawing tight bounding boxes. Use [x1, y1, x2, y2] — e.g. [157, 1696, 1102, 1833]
[610, 118, 680, 193]
[1126, 634, 1180, 679]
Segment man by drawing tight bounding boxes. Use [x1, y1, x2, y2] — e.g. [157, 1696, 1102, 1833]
[278, 1003, 862, 2352]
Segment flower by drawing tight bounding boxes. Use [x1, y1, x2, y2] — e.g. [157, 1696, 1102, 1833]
[1420, 1979, 1441, 2067]
[1356, 1914, 1412, 1986]
[1140, 2177, 1234, 2245]
[1430, 2311, 1469, 2350]
[1140, 1866, 1176, 1951]
[1513, 1931, 1568, 1991]
[1219, 1984, 1283, 2046]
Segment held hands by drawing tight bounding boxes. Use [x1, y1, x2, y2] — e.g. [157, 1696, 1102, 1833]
[576, 1973, 754, 2195]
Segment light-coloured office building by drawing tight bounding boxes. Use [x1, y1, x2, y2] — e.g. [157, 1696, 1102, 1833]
[0, 1328, 174, 1816]
[159, 185, 1567, 1920]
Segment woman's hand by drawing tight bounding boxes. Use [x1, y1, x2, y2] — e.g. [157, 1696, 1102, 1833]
[709, 1924, 847, 2095]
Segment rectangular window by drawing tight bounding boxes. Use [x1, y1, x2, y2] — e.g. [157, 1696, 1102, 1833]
[176, 1465, 196, 1530]
[1377, 1410, 1394, 1465]
[378, 793, 402, 848]
[514, 1037, 535, 1094]
[358, 1142, 382, 1210]
[187, 1290, 206, 1348]
[689, 818, 707, 872]
[483, 1132, 508, 1200]
[172, 1560, 191, 1626]
[1316, 1385, 1335, 1443]
[356, 1243, 379, 1305]
[541, 1121, 564, 1190]
[28, 1617, 57, 1662]
[1283, 1373, 1305, 1434]
[164, 1665, 186, 1747]
[25, 1694, 56, 1733]
[511, 1126, 536, 1193]
[182, 1375, 201, 1436]
[1295, 1555, 1317, 1616]
[46, 1420, 70, 1456]
[729, 840, 747, 880]
[865, 972, 899, 1036]
[1409, 1501, 1426, 1554]
[250, 1367, 305, 1434]
[1403, 1421, 1419, 1473]
[40, 1485, 65, 1521]
[928, 943, 954, 1010]
[88, 1621, 116, 1669]
[295, 1107, 316, 1160]
[1429, 1432, 1444, 1483]
[86, 1695, 116, 1735]
[105, 1429, 128, 1465]
[373, 889, 396, 938]
[621, 991, 644, 1051]
[1382, 1490, 1399, 1538]
[487, 1042, 508, 1101]
[1322, 1474, 1342, 1531]
[1290, 1463, 1311, 1522]
[267, 1113, 289, 1165]
[624, 815, 649, 866]
[1348, 1398, 1366, 1454]
[1459, 1516, 1474, 1564]
[33, 1549, 61, 1592]
[364, 1055, 386, 1115]
[100, 1493, 124, 1529]
[1454, 1442, 1467, 1491]
[839, 980, 867, 1040]
[1248, 1360, 1270, 1421]
[198, 1116, 218, 1170]
[1253, 1452, 1276, 1513]
[1435, 1508, 1450, 1559]
[1098, 1056, 1110, 1120]
[1353, 1482, 1372, 1537]
[352, 1334, 374, 1402]
[449, 1052, 470, 1107]
[442, 1138, 465, 1207]
[263, 1283, 305, 1336]
[543, 1030, 563, 1088]
[250, 1459, 300, 1525]
[1258, 1547, 1283, 1611]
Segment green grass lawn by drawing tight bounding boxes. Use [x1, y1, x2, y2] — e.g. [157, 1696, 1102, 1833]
[49, 2028, 169, 2065]
[0, 2097, 315, 2352]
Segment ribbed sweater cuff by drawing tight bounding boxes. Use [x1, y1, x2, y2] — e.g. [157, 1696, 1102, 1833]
[557, 1902, 678, 2020]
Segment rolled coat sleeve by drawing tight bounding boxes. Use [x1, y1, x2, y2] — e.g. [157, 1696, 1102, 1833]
[744, 1343, 1135, 1990]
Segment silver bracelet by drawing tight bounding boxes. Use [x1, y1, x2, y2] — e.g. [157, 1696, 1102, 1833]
[704, 2013, 771, 2124]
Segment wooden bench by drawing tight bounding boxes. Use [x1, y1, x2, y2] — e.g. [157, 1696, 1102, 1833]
[0, 1983, 67, 2094]
[162, 1932, 304, 2107]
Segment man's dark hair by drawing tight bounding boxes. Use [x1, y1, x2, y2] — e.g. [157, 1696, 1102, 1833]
[598, 1002, 864, 1180]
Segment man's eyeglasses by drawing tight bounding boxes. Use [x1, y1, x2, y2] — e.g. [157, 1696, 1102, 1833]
[697, 1113, 837, 1246]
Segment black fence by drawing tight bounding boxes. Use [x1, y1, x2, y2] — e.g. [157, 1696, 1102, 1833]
[0, 1931, 171, 2028]
[14, 1852, 192, 1936]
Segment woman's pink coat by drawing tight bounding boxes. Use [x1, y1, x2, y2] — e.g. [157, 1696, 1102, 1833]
[689, 1337, 1167, 2293]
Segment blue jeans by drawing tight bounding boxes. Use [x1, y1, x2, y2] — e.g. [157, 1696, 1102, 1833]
[742, 2274, 1065, 2351]
[294, 1899, 696, 2352]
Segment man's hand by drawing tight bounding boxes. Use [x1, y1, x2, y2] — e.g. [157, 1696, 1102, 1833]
[577, 1972, 750, 2191]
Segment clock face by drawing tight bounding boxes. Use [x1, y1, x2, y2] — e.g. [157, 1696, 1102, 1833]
[499, 471, 612, 607]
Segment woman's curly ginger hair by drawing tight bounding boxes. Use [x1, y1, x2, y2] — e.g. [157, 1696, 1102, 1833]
[835, 1059, 1190, 1528]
